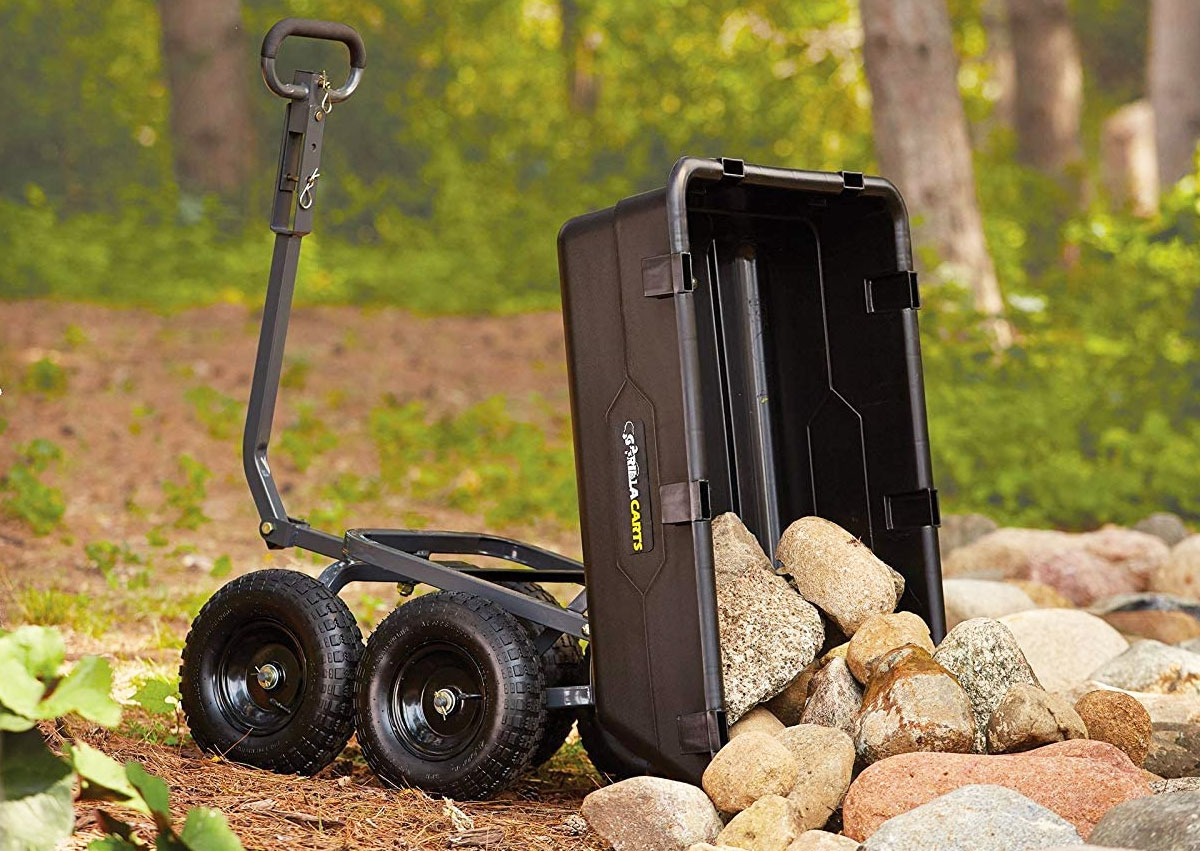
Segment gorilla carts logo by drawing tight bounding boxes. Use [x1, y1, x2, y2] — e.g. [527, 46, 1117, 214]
[618, 419, 654, 554]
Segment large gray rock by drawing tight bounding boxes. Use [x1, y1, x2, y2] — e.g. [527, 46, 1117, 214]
[1144, 722, 1200, 779]
[860, 784, 1082, 850]
[854, 646, 975, 766]
[774, 725, 855, 832]
[939, 513, 999, 558]
[933, 618, 1040, 752]
[1088, 791, 1200, 849]
[799, 658, 862, 737]
[1135, 512, 1191, 547]
[1152, 535, 1200, 600]
[703, 732, 801, 814]
[714, 513, 825, 722]
[985, 682, 1087, 754]
[941, 579, 1036, 629]
[1152, 776, 1200, 794]
[581, 776, 724, 850]
[776, 516, 899, 635]
[1089, 639, 1200, 695]
[716, 795, 798, 851]
[998, 608, 1129, 693]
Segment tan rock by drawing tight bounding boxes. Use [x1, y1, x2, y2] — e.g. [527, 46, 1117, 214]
[998, 608, 1129, 693]
[730, 707, 786, 739]
[774, 725, 854, 832]
[853, 645, 975, 765]
[582, 776, 724, 850]
[713, 512, 774, 578]
[943, 528, 1072, 580]
[942, 578, 1036, 628]
[765, 664, 817, 726]
[1101, 609, 1200, 644]
[702, 732, 801, 814]
[1009, 579, 1075, 608]
[1075, 689, 1153, 766]
[846, 612, 933, 683]
[1151, 535, 1200, 600]
[786, 832, 859, 850]
[986, 683, 1088, 753]
[819, 643, 849, 666]
[1081, 526, 1171, 588]
[717, 795, 798, 851]
[776, 517, 899, 635]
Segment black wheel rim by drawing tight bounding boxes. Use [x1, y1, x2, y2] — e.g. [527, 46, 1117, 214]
[389, 641, 487, 761]
[214, 619, 307, 735]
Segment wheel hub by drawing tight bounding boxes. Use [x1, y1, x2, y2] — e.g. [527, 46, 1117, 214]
[256, 662, 285, 691]
[390, 642, 488, 760]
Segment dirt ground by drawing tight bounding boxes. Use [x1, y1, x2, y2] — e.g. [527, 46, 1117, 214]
[0, 300, 608, 850]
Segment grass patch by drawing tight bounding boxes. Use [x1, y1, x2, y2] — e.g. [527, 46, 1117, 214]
[21, 357, 68, 397]
[278, 401, 338, 472]
[1, 438, 66, 534]
[183, 385, 241, 441]
[162, 454, 210, 530]
[15, 587, 112, 636]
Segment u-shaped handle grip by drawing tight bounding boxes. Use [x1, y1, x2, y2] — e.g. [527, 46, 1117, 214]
[260, 18, 366, 103]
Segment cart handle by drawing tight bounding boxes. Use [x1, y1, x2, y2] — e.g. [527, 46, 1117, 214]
[260, 18, 366, 103]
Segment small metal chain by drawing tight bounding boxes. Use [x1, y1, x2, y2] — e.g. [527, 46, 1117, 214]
[319, 70, 333, 115]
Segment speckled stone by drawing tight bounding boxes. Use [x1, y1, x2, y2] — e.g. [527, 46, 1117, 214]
[859, 784, 1083, 850]
[714, 514, 825, 722]
[776, 516, 900, 635]
[582, 776, 724, 850]
[765, 663, 818, 727]
[716, 795, 798, 851]
[933, 618, 1041, 752]
[1088, 791, 1200, 849]
[799, 658, 862, 738]
[853, 645, 975, 766]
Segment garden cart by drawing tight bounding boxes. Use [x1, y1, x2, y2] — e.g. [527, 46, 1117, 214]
[180, 17, 945, 800]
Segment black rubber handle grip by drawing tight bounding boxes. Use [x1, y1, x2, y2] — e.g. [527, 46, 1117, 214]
[261, 18, 366, 69]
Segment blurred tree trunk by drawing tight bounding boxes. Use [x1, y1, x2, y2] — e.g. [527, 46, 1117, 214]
[1101, 101, 1159, 217]
[1148, 0, 1200, 185]
[982, 0, 1016, 130]
[561, 0, 598, 113]
[1007, 0, 1083, 175]
[157, 0, 253, 195]
[860, 0, 1009, 341]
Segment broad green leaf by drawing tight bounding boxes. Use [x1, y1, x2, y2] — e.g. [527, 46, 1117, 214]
[1, 627, 65, 680]
[178, 808, 243, 851]
[39, 656, 121, 726]
[69, 742, 149, 815]
[89, 839, 142, 851]
[0, 646, 47, 721]
[131, 677, 179, 717]
[126, 761, 172, 826]
[0, 729, 75, 851]
[0, 706, 35, 733]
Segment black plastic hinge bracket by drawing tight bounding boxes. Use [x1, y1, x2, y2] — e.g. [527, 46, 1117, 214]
[659, 479, 711, 524]
[677, 708, 727, 754]
[642, 252, 695, 298]
[865, 270, 921, 313]
[884, 488, 941, 530]
[721, 157, 746, 179]
[841, 171, 865, 192]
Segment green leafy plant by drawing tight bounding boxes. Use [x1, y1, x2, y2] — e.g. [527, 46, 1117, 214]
[1, 438, 66, 535]
[161, 455, 210, 530]
[280, 354, 311, 390]
[84, 541, 145, 589]
[183, 386, 240, 442]
[0, 626, 243, 850]
[209, 555, 232, 579]
[21, 357, 68, 397]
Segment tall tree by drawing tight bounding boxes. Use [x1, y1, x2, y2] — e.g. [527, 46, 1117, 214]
[157, 0, 253, 195]
[860, 0, 1008, 339]
[981, 0, 1016, 130]
[1148, 0, 1200, 185]
[1007, 0, 1083, 175]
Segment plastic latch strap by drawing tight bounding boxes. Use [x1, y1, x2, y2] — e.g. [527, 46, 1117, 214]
[642, 252, 694, 298]
[659, 480, 711, 525]
[865, 270, 921, 313]
[884, 488, 941, 530]
[677, 709, 726, 755]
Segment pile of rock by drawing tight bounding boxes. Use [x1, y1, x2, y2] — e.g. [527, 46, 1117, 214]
[581, 513, 1200, 851]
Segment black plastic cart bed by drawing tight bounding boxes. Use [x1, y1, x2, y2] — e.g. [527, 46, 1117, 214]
[180, 17, 946, 799]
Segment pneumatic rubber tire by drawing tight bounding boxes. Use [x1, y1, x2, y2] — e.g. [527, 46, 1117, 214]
[498, 581, 584, 766]
[354, 591, 547, 799]
[179, 569, 362, 774]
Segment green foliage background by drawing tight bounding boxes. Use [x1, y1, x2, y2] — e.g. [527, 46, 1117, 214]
[1, 0, 1197, 530]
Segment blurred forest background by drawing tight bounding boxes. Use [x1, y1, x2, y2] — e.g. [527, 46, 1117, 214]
[3, 0, 1200, 530]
